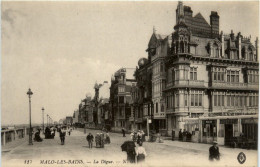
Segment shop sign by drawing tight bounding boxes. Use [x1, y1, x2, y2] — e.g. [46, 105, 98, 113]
[205, 120, 214, 124]
[185, 120, 199, 124]
[220, 119, 238, 124]
[241, 118, 258, 124]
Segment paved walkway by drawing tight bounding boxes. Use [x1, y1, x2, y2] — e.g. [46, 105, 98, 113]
[2, 129, 257, 167]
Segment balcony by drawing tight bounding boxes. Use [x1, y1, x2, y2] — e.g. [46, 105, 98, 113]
[136, 118, 143, 123]
[152, 72, 166, 80]
[165, 80, 206, 90]
[210, 82, 259, 91]
[129, 117, 135, 122]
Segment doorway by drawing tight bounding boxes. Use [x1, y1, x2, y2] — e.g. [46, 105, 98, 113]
[224, 124, 233, 146]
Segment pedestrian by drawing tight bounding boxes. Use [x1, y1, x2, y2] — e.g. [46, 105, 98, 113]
[209, 141, 220, 161]
[135, 142, 147, 164]
[122, 128, 126, 137]
[86, 133, 94, 148]
[130, 131, 135, 141]
[179, 129, 183, 141]
[105, 132, 110, 144]
[60, 127, 66, 145]
[121, 141, 136, 163]
[141, 130, 145, 142]
[95, 133, 101, 148]
[137, 130, 142, 145]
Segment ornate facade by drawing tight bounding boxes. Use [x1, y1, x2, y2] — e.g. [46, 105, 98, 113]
[143, 1, 258, 145]
[164, 2, 259, 145]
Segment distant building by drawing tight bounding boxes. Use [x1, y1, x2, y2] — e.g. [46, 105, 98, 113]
[110, 68, 136, 132]
[134, 59, 153, 133]
[73, 110, 79, 124]
[66, 116, 73, 125]
[136, 1, 259, 146]
[97, 81, 110, 129]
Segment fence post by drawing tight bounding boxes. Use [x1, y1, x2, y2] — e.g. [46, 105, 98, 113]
[3, 132, 6, 146]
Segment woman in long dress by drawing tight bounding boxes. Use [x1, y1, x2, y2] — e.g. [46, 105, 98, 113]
[135, 142, 147, 163]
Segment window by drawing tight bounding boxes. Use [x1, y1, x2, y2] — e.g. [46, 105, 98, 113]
[156, 103, 158, 113]
[184, 94, 188, 106]
[190, 90, 203, 107]
[213, 67, 225, 82]
[118, 86, 125, 92]
[119, 96, 124, 103]
[227, 95, 230, 106]
[175, 70, 179, 80]
[175, 93, 179, 107]
[214, 92, 225, 106]
[161, 105, 164, 112]
[248, 70, 259, 83]
[190, 67, 197, 80]
[227, 70, 239, 83]
[249, 93, 258, 107]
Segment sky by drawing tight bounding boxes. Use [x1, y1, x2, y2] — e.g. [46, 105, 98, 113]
[1, 1, 259, 125]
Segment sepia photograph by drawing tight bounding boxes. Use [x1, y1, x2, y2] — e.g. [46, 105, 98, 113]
[1, 1, 259, 167]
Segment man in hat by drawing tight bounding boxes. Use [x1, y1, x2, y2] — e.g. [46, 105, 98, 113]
[209, 141, 220, 161]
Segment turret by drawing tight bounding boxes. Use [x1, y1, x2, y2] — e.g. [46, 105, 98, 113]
[256, 37, 259, 61]
[220, 31, 225, 57]
[237, 32, 242, 59]
[210, 11, 219, 38]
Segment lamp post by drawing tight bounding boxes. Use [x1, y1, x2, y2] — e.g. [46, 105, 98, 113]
[47, 114, 49, 127]
[27, 88, 33, 145]
[42, 107, 44, 133]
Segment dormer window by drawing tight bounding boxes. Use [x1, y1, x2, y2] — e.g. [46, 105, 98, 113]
[248, 48, 254, 61]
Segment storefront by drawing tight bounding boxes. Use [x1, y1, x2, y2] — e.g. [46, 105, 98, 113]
[201, 119, 217, 144]
[184, 118, 200, 143]
[184, 115, 258, 146]
[218, 119, 239, 146]
[241, 118, 258, 143]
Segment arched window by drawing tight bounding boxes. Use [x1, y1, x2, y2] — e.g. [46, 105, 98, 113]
[242, 47, 246, 59]
[212, 43, 219, 58]
[180, 41, 184, 53]
[161, 104, 164, 112]
[248, 47, 254, 61]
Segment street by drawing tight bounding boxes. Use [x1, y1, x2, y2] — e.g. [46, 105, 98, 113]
[2, 129, 257, 167]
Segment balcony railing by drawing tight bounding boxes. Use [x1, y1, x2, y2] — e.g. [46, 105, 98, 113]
[165, 80, 205, 89]
[129, 117, 135, 122]
[211, 81, 259, 90]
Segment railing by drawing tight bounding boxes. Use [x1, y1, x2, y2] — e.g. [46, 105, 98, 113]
[1, 128, 26, 146]
[1, 127, 38, 146]
[166, 80, 205, 89]
[129, 117, 135, 122]
[211, 82, 258, 90]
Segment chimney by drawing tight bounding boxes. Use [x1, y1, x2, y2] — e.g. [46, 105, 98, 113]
[210, 11, 219, 38]
[220, 31, 225, 57]
[230, 30, 234, 40]
[176, 1, 184, 24]
[238, 32, 242, 59]
[256, 37, 259, 61]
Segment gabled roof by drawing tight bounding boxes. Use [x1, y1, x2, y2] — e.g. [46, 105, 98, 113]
[193, 12, 211, 28]
[147, 33, 168, 50]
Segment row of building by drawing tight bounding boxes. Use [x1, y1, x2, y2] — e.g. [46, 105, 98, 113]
[68, 2, 259, 146]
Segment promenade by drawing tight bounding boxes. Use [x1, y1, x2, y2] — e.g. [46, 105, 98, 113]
[2, 129, 257, 167]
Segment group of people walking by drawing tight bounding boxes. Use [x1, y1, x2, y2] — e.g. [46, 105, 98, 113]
[178, 129, 192, 142]
[86, 131, 110, 149]
[130, 130, 145, 144]
[121, 129, 147, 164]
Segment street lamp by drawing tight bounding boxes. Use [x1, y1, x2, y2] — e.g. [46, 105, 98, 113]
[47, 114, 49, 127]
[42, 107, 44, 133]
[27, 88, 33, 145]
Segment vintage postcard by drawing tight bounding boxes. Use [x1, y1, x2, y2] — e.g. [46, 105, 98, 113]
[1, 1, 259, 167]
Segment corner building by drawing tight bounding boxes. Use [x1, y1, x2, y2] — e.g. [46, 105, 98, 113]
[152, 2, 258, 145]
